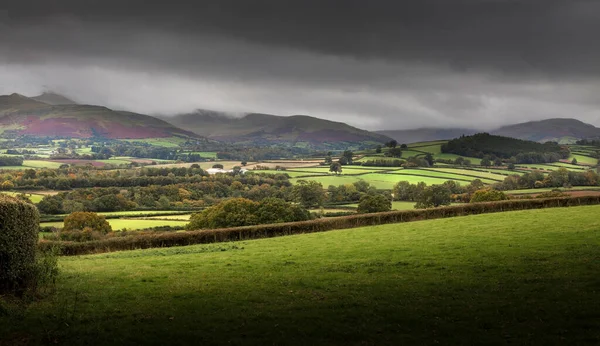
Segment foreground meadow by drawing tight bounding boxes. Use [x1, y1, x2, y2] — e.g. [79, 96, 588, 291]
[2, 206, 600, 345]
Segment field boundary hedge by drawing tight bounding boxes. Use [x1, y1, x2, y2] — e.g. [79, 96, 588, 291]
[40, 196, 600, 256]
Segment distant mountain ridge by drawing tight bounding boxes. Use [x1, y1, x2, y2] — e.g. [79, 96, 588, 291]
[377, 128, 478, 144]
[0, 93, 200, 139]
[32, 92, 77, 105]
[379, 118, 600, 144]
[162, 110, 393, 149]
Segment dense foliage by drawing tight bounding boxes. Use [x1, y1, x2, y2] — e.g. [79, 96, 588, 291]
[0, 195, 40, 295]
[0, 155, 24, 166]
[442, 133, 569, 163]
[494, 168, 599, 190]
[187, 198, 310, 229]
[63, 212, 113, 234]
[357, 194, 392, 213]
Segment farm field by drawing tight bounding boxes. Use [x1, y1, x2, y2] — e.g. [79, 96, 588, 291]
[0, 191, 44, 203]
[144, 214, 192, 221]
[41, 218, 188, 230]
[432, 152, 482, 165]
[422, 167, 508, 181]
[248, 169, 326, 178]
[340, 201, 417, 210]
[568, 154, 598, 165]
[292, 173, 465, 190]
[388, 169, 497, 184]
[5, 205, 600, 344]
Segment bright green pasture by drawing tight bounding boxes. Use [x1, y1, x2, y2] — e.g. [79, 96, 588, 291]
[423, 168, 507, 181]
[96, 159, 133, 165]
[5, 206, 600, 344]
[408, 143, 442, 154]
[1, 191, 44, 203]
[569, 154, 598, 165]
[249, 170, 326, 178]
[407, 140, 448, 148]
[386, 169, 491, 183]
[340, 201, 417, 210]
[433, 153, 482, 165]
[292, 173, 466, 190]
[47, 210, 187, 219]
[24, 160, 63, 169]
[144, 214, 192, 221]
[40, 218, 188, 230]
[128, 137, 185, 147]
[191, 151, 218, 159]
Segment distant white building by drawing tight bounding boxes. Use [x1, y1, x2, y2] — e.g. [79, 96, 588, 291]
[206, 168, 248, 175]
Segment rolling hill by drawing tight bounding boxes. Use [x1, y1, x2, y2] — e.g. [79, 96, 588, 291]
[377, 127, 478, 144]
[0, 93, 201, 139]
[380, 118, 600, 144]
[163, 110, 393, 149]
[31, 92, 77, 105]
[491, 118, 600, 143]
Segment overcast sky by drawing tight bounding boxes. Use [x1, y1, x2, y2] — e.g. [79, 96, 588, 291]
[2, 0, 600, 130]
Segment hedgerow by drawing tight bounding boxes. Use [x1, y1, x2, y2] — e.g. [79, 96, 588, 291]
[39, 195, 600, 256]
[0, 195, 40, 294]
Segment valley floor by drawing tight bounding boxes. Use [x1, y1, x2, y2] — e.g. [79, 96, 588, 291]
[2, 206, 600, 345]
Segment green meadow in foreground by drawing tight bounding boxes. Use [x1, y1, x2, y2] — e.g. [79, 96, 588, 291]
[2, 206, 600, 345]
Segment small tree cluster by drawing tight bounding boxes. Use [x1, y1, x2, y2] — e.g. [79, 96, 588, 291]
[63, 211, 113, 234]
[187, 197, 311, 229]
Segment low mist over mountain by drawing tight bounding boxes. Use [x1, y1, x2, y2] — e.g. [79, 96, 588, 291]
[0, 93, 199, 139]
[377, 128, 478, 144]
[491, 118, 600, 143]
[163, 111, 393, 149]
[381, 118, 600, 144]
[31, 92, 77, 105]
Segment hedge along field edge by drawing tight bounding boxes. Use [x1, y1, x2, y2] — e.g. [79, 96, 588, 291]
[39, 195, 600, 256]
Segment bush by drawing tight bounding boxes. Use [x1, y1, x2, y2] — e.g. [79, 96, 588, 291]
[63, 212, 112, 234]
[357, 194, 392, 213]
[0, 195, 41, 295]
[470, 189, 509, 203]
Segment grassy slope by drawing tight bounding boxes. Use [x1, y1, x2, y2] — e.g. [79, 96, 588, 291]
[4, 205, 599, 345]
[41, 218, 188, 231]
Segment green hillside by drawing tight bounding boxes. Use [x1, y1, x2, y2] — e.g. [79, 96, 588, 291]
[162, 110, 392, 149]
[3, 205, 599, 344]
[0, 93, 201, 140]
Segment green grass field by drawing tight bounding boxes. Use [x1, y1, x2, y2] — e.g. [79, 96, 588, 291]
[41, 218, 188, 231]
[292, 173, 464, 190]
[0, 191, 44, 203]
[0, 160, 64, 170]
[128, 137, 185, 148]
[387, 169, 497, 184]
[340, 201, 417, 210]
[4, 205, 600, 344]
[432, 153, 483, 165]
[423, 167, 508, 181]
[569, 154, 598, 166]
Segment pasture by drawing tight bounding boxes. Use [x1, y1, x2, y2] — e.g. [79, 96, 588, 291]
[4, 205, 599, 344]
[40, 218, 188, 231]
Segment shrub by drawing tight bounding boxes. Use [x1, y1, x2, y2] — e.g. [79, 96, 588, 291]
[63, 212, 112, 234]
[0, 195, 40, 295]
[357, 194, 392, 213]
[470, 189, 509, 203]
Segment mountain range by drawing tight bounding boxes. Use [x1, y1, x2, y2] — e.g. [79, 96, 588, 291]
[161, 110, 392, 149]
[0, 93, 198, 139]
[378, 118, 600, 144]
[2, 92, 600, 146]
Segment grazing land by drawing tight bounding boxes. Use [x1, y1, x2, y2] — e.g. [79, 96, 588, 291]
[3, 205, 599, 345]
[41, 218, 188, 231]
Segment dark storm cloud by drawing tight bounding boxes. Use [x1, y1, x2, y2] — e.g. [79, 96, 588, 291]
[2, 0, 600, 129]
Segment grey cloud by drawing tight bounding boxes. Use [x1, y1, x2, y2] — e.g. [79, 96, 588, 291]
[1, 1, 600, 130]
